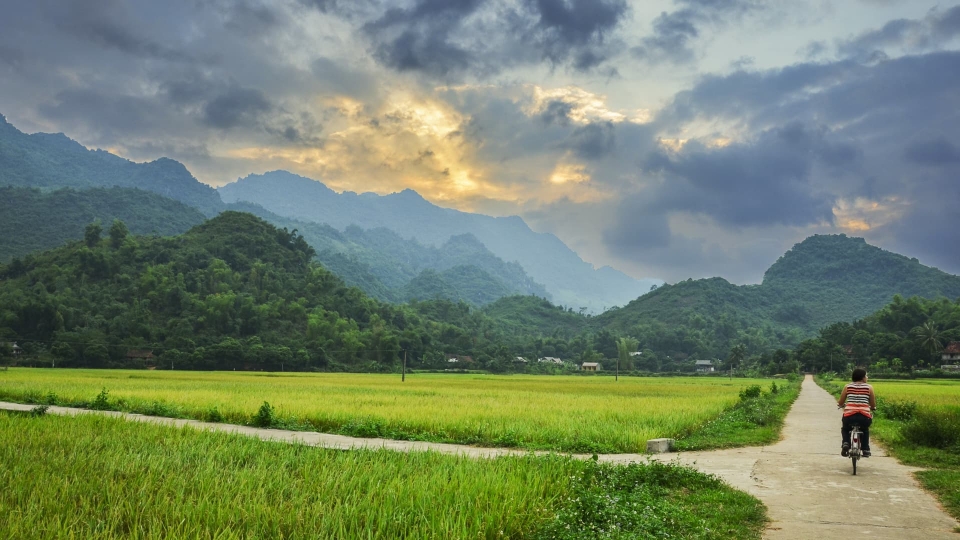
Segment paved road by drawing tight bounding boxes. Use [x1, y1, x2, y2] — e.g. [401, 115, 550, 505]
[638, 375, 959, 538]
[2, 375, 957, 538]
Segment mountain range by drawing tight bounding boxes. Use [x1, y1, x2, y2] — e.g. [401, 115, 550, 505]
[219, 171, 659, 312]
[0, 114, 655, 310]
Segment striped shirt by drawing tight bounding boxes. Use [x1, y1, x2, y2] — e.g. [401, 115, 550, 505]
[843, 382, 873, 418]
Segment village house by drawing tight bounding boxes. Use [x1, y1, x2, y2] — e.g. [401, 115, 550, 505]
[695, 359, 716, 373]
[538, 356, 563, 364]
[943, 342, 960, 371]
[629, 351, 642, 357]
[513, 356, 528, 363]
[2, 342, 22, 357]
[126, 349, 155, 362]
[581, 362, 600, 372]
[446, 354, 474, 364]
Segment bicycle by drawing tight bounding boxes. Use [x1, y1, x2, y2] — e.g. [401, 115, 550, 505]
[848, 424, 864, 475]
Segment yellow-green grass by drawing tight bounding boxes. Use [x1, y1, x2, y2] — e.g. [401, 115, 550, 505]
[869, 378, 960, 410]
[0, 413, 767, 539]
[0, 369, 769, 453]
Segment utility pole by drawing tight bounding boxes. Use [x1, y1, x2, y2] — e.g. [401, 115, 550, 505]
[402, 350, 407, 382]
[616, 356, 619, 382]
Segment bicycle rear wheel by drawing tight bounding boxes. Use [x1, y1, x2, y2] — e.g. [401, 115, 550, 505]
[852, 455, 857, 475]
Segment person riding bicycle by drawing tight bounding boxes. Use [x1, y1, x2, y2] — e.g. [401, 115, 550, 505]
[837, 367, 876, 457]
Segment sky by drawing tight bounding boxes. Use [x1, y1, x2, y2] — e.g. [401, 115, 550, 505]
[2, 0, 960, 284]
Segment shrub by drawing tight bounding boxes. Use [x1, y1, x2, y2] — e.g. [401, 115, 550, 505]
[901, 408, 960, 450]
[252, 401, 275, 428]
[206, 407, 224, 423]
[30, 405, 49, 417]
[770, 381, 779, 395]
[878, 397, 918, 422]
[739, 385, 762, 401]
[90, 388, 110, 410]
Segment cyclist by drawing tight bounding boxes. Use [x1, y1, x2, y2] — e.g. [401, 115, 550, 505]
[837, 367, 876, 457]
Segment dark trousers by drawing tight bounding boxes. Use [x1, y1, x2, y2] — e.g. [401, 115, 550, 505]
[842, 413, 872, 451]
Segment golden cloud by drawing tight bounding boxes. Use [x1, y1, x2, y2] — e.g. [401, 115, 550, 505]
[832, 197, 910, 232]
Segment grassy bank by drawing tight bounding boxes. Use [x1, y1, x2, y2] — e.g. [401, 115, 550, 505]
[0, 369, 770, 453]
[675, 378, 802, 451]
[0, 412, 767, 539]
[815, 375, 960, 525]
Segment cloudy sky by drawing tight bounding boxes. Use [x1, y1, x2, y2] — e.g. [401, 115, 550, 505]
[2, 0, 959, 284]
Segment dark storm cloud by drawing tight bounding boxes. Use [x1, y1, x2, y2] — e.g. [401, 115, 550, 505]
[903, 137, 960, 165]
[538, 100, 575, 126]
[605, 48, 960, 277]
[632, 0, 761, 65]
[356, 0, 628, 77]
[48, 0, 199, 63]
[638, 123, 840, 229]
[839, 5, 960, 59]
[201, 87, 271, 129]
[37, 88, 173, 137]
[566, 122, 616, 160]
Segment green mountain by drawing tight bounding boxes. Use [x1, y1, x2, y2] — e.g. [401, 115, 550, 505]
[0, 187, 206, 262]
[224, 201, 548, 306]
[761, 234, 960, 328]
[0, 114, 223, 215]
[592, 234, 960, 358]
[0, 212, 436, 370]
[218, 170, 660, 312]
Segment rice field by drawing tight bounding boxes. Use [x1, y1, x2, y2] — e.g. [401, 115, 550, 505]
[0, 412, 767, 539]
[871, 379, 960, 410]
[0, 369, 769, 452]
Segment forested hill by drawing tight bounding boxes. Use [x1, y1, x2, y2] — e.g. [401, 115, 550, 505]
[762, 234, 960, 325]
[218, 170, 659, 312]
[0, 187, 206, 262]
[0, 211, 481, 370]
[0, 114, 223, 215]
[225, 201, 549, 306]
[590, 234, 960, 358]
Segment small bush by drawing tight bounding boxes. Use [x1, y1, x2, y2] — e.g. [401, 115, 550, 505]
[901, 408, 960, 449]
[90, 388, 110, 411]
[44, 392, 58, 405]
[141, 401, 177, 417]
[878, 398, 918, 422]
[206, 407, 224, 423]
[770, 381, 779, 394]
[739, 385, 762, 401]
[252, 401, 275, 428]
[30, 405, 49, 417]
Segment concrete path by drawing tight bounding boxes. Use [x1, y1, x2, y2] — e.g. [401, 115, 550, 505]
[2, 375, 957, 538]
[638, 375, 959, 539]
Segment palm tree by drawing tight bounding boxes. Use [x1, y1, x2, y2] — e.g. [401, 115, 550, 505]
[912, 321, 943, 358]
[615, 337, 639, 381]
[728, 343, 747, 374]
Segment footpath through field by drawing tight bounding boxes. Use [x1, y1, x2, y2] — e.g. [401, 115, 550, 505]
[2, 375, 957, 539]
[637, 375, 958, 539]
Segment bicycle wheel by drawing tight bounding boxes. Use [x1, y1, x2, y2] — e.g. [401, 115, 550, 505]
[852, 455, 857, 475]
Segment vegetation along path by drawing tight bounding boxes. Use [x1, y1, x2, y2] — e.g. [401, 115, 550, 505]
[1, 375, 956, 539]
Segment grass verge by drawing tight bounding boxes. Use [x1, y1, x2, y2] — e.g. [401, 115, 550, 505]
[0, 412, 767, 539]
[814, 374, 960, 525]
[674, 378, 802, 451]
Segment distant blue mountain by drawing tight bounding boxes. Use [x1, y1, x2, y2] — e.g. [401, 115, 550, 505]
[0, 114, 223, 216]
[220, 171, 660, 311]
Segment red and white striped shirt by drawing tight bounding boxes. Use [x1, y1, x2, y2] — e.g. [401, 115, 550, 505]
[843, 382, 873, 418]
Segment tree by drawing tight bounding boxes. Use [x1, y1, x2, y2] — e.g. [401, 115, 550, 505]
[109, 219, 129, 249]
[616, 336, 639, 379]
[728, 343, 747, 373]
[912, 321, 943, 360]
[84, 221, 102, 248]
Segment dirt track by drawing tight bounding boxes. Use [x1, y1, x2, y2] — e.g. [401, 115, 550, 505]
[2, 375, 957, 538]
